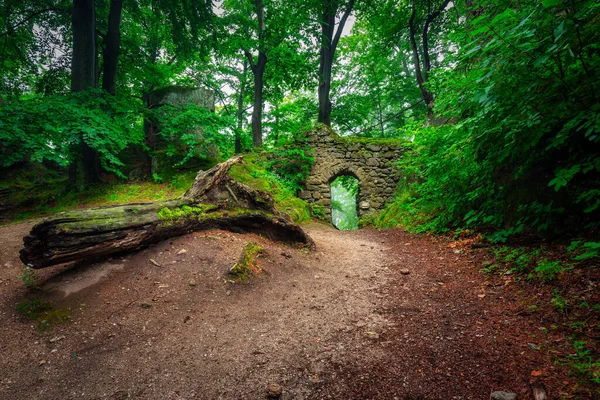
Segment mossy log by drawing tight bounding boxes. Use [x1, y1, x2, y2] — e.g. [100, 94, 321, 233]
[20, 156, 313, 269]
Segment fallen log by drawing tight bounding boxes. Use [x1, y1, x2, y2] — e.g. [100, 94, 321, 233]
[20, 156, 313, 269]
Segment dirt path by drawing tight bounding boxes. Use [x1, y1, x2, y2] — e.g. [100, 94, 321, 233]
[0, 222, 576, 399]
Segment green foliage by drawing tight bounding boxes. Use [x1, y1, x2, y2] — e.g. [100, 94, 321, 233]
[533, 258, 566, 282]
[266, 144, 314, 193]
[551, 289, 569, 311]
[0, 90, 144, 176]
[378, 0, 600, 241]
[150, 104, 232, 167]
[565, 341, 600, 385]
[19, 266, 40, 289]
[568, 241, 600, 261]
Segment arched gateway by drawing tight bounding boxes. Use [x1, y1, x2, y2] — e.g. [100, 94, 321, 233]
[299, 125, 405, 220]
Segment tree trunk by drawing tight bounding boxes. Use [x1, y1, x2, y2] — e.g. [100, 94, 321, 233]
[248, 0, 267, 148]
[71, 0, 96, 92]
[102, 0, 123, 95]
[21, 157, 314, 269]
[71, 0, 100, 189]
[408, 0, 433, 108]
[251, 51, 267, 147]
[235, 59, 249, 154]
[317, 0, 354, 126]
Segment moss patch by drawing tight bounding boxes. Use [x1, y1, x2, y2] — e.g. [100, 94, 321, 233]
[17, 298, 71, 331]
[158, 204, 218, 224]
[228, 241, 264, 283]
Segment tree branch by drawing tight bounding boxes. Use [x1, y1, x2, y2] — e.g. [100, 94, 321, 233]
[331, 0, 355, 53]
[0, 7, 68, 38]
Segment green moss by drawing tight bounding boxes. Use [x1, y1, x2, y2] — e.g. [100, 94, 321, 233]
[158, 203, 218, 224]
[228, 241, 263, 283]
[17, 299, 71, 331]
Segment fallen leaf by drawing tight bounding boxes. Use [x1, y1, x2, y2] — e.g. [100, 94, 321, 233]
[478, 294, 486, 299]
[531, 370, 543, 377]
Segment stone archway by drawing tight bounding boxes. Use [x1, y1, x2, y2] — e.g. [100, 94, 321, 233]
[300, 125, 405, 220]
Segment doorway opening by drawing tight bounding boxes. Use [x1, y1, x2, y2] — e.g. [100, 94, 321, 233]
[330, 175, 359, 230]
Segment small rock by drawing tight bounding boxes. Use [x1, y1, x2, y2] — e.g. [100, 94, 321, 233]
[188, 280, 197, 287]
[482, 260, 494, 267]
[399, 268, 410, 275]
[49, 335, 66, 343]
[39, 360, 47, 366]
[149, 259, 161, 267]
[490, 391, 518, 400]
[528, 343, 539, 350]
[176, 249, 187, 255]
[50, 349, 58, 353]
[140, 303, 152, 309]
[266, 383, 282, 398]
[365, 331, 379, 339]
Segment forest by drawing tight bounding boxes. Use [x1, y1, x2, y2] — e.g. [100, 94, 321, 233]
[0, 0, 599, 398]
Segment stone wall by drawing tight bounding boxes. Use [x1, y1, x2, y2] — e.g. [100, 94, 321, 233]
[300, 126, 405, 219]
[148, 86, 215, 111]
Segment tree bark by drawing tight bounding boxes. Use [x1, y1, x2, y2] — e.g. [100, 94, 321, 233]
[317, 0, 354, 126]
[71, 0, 96, 93]
[408, 0, 449, 109]
[250, 51, 267, 147]
[235, 59, 249, 154]
[21, 157, 314, 269]
[408, 0, 433, 108]
[102, 0, 123, 96]
[70, 0, 100, 189]
[246, 0, 267, 148]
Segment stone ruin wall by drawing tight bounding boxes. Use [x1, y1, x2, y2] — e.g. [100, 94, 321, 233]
[300, 126, 405, 219]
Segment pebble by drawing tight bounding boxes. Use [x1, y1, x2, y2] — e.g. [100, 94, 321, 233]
[266, 383, 282, 398]
[176, 249, 187, 255]
[399, 268, 410, 275]
[49, 335, 66, 343]
[490, 391, 518, 400]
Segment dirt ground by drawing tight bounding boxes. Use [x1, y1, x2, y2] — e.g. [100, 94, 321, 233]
[0, 221, 588, 399]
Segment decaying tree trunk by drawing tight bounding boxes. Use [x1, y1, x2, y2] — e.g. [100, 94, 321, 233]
[21, 157, 314, 269]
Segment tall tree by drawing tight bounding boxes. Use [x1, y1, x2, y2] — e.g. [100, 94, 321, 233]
[317, 0, 355, 126]
[236, 59, 249, 153]
[101, 0, 123, 95]
[408, 0, 450, 110]
[244, 0, 267, 147]
[71, 0, 100, 188]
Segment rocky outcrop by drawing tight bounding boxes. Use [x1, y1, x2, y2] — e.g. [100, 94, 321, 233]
[301, 125, 405, 218]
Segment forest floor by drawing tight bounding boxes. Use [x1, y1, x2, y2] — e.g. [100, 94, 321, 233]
[0, 221, 594, 399]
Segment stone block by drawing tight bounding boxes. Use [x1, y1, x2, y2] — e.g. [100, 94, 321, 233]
[299, 191, 312, 200]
